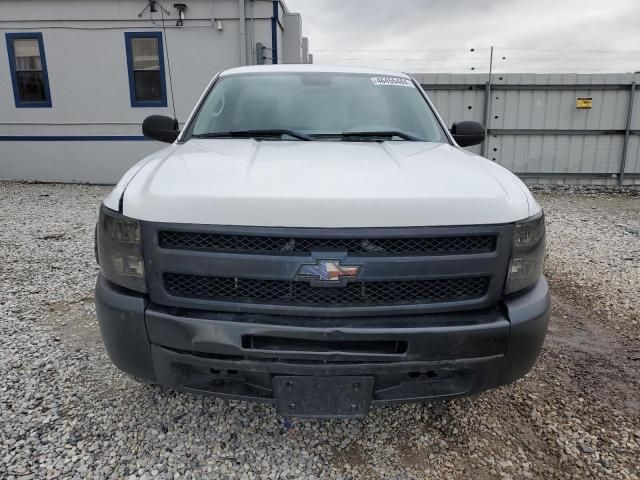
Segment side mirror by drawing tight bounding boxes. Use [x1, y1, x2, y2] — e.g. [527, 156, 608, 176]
[142, 115, 180, 143]
[450, 120, 485, 147]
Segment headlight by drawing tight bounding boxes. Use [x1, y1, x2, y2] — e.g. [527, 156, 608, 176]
[96, 206, 147, 293]
[505, 211, 545, 295]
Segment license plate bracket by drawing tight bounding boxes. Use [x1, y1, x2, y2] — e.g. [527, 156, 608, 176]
[273, 376, 374, 418]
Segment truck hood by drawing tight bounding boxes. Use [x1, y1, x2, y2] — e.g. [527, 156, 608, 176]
[116, 139, 536, 227]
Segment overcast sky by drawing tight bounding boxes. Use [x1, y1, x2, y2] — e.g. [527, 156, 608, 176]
[285, 0, 640, 74]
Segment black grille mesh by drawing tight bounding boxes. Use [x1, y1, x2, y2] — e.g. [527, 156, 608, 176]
[159, 231, 495, 256]
[164, 274, 489, 306]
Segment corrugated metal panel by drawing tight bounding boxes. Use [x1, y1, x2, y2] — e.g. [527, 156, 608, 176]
[489, 135, 623, 174]
[413, 72, 640, 185]
[631, 88, 640, 130]
[624, 136, 640, 183]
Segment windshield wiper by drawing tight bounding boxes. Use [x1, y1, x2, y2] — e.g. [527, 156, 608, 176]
[339, 131, 422, 141]
[192, 129, 313, 141]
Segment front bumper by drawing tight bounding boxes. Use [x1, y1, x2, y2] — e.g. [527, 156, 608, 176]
[96, 274, 550, 413]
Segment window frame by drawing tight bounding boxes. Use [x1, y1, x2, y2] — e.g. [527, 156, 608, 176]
[5, 32, 52, 108]
[124, 31, 167, 108]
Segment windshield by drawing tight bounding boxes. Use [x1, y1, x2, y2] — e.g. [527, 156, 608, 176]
[186, 72, 447, 142]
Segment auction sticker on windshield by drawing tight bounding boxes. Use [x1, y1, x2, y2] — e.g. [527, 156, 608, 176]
[371, 76, 414, 87]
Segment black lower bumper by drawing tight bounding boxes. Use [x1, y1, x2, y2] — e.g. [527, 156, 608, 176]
[95, 274, 550, 416]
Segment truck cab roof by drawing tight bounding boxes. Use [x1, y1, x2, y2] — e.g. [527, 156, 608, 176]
[219, 64, 413, 78]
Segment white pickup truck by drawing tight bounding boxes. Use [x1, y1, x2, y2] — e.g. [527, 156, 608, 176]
[95, 65, 549, 418]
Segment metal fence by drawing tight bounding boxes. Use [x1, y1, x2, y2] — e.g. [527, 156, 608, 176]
[411, 73, 640, 185]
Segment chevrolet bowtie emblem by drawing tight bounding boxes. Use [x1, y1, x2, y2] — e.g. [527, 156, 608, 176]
[296, 260, 362, 285]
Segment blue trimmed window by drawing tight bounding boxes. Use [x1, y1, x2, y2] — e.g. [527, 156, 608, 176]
[6, 32, 52, 108]
[125, 32, 167, 107]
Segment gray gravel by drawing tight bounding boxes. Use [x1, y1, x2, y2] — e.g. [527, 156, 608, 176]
[1, 181, 639, 479]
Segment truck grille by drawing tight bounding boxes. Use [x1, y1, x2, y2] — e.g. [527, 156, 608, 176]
[163, 273, 489, 307]
[159, 231, 495, 256]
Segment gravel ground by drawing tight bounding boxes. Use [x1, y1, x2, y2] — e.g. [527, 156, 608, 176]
[1, 181, 639, 480]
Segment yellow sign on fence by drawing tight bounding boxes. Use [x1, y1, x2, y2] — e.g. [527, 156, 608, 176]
[576, 97, 593, 109]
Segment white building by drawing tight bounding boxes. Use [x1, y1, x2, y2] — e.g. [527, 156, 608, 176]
[0, 0, 311, 183]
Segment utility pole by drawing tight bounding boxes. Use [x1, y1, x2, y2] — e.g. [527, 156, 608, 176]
[481, 46, 494, 156]
[488, 45, 494, 87]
